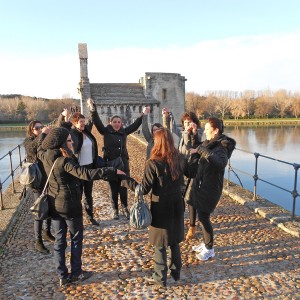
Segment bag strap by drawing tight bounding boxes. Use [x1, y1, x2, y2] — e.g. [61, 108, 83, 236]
[41, 158, 59, 195]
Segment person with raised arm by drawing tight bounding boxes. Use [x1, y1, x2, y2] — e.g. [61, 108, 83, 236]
[87, 98, 147, 220]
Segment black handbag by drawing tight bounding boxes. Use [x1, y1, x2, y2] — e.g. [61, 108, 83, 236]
[105, 138, 124, 170]
[106, 156, 124, 170]
[30, 158, 58, 220]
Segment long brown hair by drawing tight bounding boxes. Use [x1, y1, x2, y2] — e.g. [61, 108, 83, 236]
[150, 128, 182, 181]
[26, 120, 42, 137]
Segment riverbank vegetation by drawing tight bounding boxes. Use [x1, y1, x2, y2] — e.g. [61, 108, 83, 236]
[186, 89, 300, 119]
[0, 94, 79, 124]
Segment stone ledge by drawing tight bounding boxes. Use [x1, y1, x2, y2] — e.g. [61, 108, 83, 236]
[223, 180, 300, 238]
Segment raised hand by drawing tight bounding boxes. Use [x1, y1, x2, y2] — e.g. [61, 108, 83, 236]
[87, 98, 94, 110]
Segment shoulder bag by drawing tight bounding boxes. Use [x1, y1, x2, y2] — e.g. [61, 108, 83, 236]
[130, 185, 152, 229]
[30, 158, 59, 220]
[106, 138, 125, 170]
[19, 161, 42, 188]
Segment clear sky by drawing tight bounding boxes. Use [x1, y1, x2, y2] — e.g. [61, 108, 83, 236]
[0, 0, 300, 99]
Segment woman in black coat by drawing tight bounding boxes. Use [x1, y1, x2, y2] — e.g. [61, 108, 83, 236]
[162, 108, 203, 240]
[57, 109, 100, 226]
[189, 117, 236, 261]
[122, 128, 189, 287]
[24, 120, 54, 254]
[88, 98, 146, 220]
[37, 127, 125, 286]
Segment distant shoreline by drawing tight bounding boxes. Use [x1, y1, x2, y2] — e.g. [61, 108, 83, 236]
[0, 119, 299, 131]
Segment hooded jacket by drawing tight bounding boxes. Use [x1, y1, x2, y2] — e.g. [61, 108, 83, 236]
[187, 134, 236, 213]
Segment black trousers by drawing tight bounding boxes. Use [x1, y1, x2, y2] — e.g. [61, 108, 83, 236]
[197, 209, 213, 249]
[188, 204, 197, 226]
[153, 244, 182, 285]
[81, 163, 94, 219]
[108, 180, 128, 210]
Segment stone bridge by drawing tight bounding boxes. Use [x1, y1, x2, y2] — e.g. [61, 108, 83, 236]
[0, 132, 300, 299]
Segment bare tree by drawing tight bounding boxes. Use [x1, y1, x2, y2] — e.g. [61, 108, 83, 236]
[290, 93, 300, 118]
[273, 89, 291, 118]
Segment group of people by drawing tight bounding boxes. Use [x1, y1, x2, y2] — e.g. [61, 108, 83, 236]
[24, 99, 236, 288]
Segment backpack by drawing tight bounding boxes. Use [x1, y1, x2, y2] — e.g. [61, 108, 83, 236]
[19, 161, 42, 189]
[130, 185, 152, 229]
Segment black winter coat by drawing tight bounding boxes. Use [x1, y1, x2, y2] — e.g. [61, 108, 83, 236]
[187, 134, 236, 213]
[91, 106, 143, 174]
[37, 148, 117, 219]
[24, 133, 48, 190]
[57, 114, 99, 167]
[122, 157, 188, 247]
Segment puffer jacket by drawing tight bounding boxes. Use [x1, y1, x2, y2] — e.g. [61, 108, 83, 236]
[37, 148, 117, 219]
[187, 134, 236, 213]
[24, 133, 48, 190]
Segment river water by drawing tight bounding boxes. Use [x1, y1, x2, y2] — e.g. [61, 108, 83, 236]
[0, 126, 299, 215]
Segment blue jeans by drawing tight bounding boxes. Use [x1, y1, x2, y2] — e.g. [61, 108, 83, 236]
[51, 215, 83, 279]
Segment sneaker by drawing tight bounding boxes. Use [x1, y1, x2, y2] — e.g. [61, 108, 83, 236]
[42, 230, 55, 243]
[59, 277, 70, 287]
[111, 209, 119, 220]
[144, 276, 166, 287]
[89, 218, 100, 226]
[70, 271, 93, 283]
[122, 207, 130, 220]
[196, 247, 215, 261]
[192, 242, 205, 253]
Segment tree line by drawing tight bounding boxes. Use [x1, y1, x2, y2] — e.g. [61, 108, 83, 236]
[0, 94, 79, 123]
[186, 89, 300, 119]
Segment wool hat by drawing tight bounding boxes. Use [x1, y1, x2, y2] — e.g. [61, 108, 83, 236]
[42, 127, 70, 150]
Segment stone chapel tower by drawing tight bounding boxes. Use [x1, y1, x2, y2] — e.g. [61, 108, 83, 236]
[77, 43, 186, 125]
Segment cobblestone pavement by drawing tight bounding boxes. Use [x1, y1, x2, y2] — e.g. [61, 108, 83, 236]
[1, 133, 300, 299]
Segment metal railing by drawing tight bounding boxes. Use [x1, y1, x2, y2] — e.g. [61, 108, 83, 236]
[227, 147, 300, 219]
[0, 143, 25, 210]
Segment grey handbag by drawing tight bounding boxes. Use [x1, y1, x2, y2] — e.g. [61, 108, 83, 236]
[19, 161, 42, 188]
[130, 185, 152, 229]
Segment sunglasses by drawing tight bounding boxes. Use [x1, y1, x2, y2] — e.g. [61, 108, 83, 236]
[34, 125, 44, 130]
[67, 139, 73, 142]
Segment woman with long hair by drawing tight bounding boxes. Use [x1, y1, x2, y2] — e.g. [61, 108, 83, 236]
[122, 128, 189, 287]
[37, 127, 125, 286]
[57, 108, 100, 226]
[189, 117, 236, 261]
[162, 108, 203, 239]
[24, 120, 54, 254]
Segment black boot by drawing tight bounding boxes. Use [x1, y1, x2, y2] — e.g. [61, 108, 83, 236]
[35, 240, 50, 254]
[42, 230, 55, 243]
[89, 218, 100, 226]
[111, 209, 119, 220]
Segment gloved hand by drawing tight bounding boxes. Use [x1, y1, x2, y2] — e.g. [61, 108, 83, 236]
[197, 145, 210, 158]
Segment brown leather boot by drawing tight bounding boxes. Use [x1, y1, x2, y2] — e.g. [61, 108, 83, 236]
[185, 226, 196, 240]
